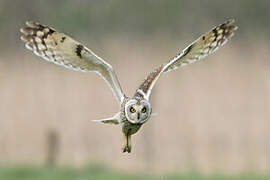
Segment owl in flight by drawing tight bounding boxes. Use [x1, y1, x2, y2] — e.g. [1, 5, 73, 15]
[20, 19, 237, 153]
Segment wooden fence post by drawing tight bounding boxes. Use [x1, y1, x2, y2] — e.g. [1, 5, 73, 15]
[46, 129, 59, 167]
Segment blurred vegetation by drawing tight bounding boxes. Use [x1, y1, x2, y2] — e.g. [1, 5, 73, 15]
[0, 164, 269, 180]
[1, 0, 269, 52]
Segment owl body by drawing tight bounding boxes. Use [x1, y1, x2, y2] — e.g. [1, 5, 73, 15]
[120, 97, 139, 134]
[121, 120, 142, 136]
[20, 20, 237, 153]
[119, 96, 152, 152]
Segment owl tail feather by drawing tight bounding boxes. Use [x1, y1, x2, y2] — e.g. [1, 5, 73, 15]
[92, 112, 120, 125]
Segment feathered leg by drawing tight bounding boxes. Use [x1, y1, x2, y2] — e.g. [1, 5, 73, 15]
[122, 133, 128, 153]
[127, 135, 132, 153]
[122, 132, 132, 153]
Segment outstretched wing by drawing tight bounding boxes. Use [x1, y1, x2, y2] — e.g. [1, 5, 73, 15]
[20, 21, 125, 103]
[92, 112, 120, 125]
[135, 19, 238, 100]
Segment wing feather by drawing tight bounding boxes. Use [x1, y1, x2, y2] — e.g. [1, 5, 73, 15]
[20, 21, 125, 103]
[135, 19, 238, 100]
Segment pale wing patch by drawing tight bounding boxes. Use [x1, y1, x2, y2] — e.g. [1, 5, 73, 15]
[20, 22, 97, 71]
[135, 19, 237, 100]
[164, 19, 238, 73]
[20, 21, 125, 103]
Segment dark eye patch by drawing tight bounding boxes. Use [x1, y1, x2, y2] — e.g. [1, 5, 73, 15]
[130, 107, 136, 113]
[141, 107, 146, 113]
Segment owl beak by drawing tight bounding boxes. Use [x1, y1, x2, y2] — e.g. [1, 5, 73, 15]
[137, 113, 140, 120]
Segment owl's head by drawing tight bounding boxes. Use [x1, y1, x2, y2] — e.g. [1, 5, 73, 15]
[124, 98, 151, 124]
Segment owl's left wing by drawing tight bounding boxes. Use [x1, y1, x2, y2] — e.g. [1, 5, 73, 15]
[20, 21, 125, 103]
[135, 19, 238, 100]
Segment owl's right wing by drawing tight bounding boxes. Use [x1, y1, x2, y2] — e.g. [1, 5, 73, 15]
[135, 19, 237, 100]
[20, 21, 125, 103]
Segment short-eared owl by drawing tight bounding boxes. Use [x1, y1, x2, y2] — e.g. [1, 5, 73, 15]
[20, 19, 237, 153]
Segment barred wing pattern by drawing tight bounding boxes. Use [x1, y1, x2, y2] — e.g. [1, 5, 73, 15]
[20, 21, 125, 103]
[135, 19, 237, 100]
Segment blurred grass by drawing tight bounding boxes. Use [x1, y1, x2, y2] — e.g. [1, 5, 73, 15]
[0, 164, 269, 180]
[0, 164, 154, 180]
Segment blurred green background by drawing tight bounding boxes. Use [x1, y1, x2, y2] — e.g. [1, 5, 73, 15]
[0, 0, 270, 179]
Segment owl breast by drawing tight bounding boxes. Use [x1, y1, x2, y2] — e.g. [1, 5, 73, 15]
[120, 106, 142, 135]
[119, 97, 143, 135]
[122, 121, 142, 135]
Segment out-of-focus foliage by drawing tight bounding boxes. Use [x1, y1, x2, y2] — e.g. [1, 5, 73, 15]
[0, 165, 269, 180]
[1, 0, 269, 51]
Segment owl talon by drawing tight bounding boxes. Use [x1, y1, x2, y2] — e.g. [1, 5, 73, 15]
[122, 145, 131, 153]
[122, 139, 127, 152]
[127, 146, 131, 153]
[122, 134, 128, 153]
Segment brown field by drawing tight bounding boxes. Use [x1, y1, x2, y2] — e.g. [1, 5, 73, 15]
[0, 38, 269, 174]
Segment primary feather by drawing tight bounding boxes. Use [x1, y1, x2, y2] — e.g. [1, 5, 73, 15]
[135, 19, 238, 100]
[20, 21, 125, 103]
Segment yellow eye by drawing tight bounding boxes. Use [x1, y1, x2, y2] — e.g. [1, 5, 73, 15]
[141, 107, 146, 113]
[130, 107, 136, 113]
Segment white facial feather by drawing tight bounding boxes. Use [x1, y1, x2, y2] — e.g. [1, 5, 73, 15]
[124, 99, 151, 124]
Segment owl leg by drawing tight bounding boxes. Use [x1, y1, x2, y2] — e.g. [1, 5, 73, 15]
[122, 133, 128, 153]
[122, 132, 132, 153]
[127, 135, 132, 153]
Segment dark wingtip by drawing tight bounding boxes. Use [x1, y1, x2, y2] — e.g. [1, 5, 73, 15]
[226, 18, 238, 31]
